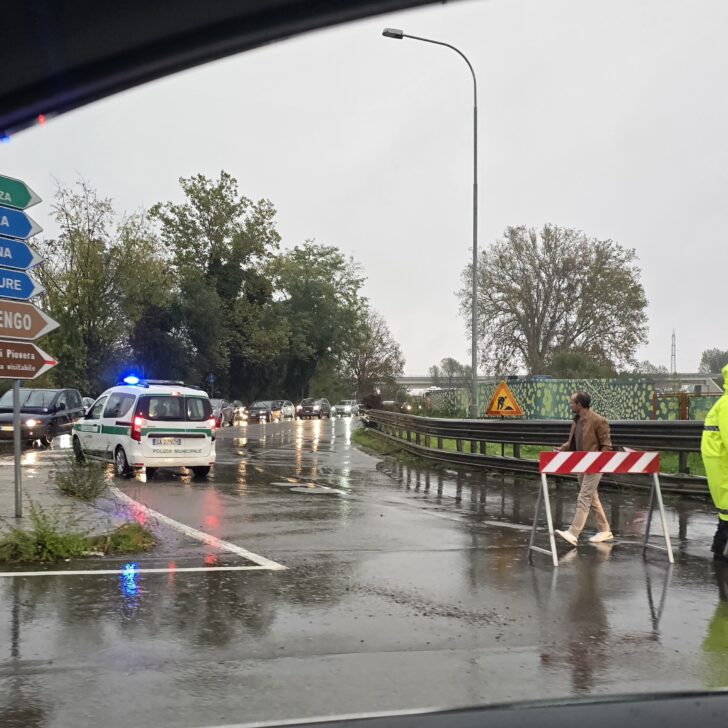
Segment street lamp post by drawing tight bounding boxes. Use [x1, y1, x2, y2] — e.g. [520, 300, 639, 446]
[383, 27, 479, 418]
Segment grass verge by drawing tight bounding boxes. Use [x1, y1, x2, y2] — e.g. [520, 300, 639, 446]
[0, 501, 157, 563]
[0, 501, 90, 562]
[353, 427, 706, 477]
[351, 427, 462, 471]
[90, 522, 157, 555]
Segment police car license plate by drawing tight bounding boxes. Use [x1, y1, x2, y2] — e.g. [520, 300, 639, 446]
[152, 437, 181, 446]
[1, 425, 13, 432]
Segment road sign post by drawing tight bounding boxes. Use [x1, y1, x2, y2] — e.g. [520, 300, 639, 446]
[0, 175, 52, 519]
[13, 380, 21, 518]
[0, 340, 57, 520]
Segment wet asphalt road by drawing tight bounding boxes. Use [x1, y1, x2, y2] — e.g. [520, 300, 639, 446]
[1, 417, 728, 728]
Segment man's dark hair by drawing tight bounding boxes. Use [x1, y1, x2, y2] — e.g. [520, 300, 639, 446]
[573, 391, 591, 408]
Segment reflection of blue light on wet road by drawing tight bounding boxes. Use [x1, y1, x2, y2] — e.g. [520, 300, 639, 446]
[120, 562, 139, 598]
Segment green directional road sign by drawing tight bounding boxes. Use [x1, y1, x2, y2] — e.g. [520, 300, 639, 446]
[0, 174, 41, 210]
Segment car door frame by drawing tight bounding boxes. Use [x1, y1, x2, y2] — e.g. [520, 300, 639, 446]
[99, 392, 137, 462]
[56, 389, 84, 436]
[50, 389, 72, 437]
[67, 390, 85, 430]
[77, 395, 109, 458]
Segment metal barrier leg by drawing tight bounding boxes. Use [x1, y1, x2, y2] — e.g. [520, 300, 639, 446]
[654, 474, 674, 564]
[541, 474, 559, 567]
[529, 474, 559, 567]
[528, 477, 543, 561]
[643, 473, 674, 564]
[642, 478, 655, 558]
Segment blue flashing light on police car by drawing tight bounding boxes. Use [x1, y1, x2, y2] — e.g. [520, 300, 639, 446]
[123, 375, 140, 385]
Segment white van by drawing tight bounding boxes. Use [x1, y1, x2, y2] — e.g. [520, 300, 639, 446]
[72, 380, 216, 478]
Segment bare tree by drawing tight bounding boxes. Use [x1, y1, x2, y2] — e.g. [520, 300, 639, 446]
[440, 357, 463, 387]
[340, 309, 405, 396]
[459, 224, 648, 374]
[635, 360, 669, 374]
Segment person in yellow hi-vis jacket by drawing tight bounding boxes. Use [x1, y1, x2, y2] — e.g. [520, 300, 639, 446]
[702, 363, 728, 560]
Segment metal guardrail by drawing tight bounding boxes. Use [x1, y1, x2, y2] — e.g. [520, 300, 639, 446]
[362, 410, 707, 493]
[365, 410, 703, 451]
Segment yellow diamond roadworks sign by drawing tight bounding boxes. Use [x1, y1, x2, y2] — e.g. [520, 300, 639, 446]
[485, 381, 524, 417]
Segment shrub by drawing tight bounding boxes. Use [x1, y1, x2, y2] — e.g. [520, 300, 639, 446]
[0, 503, 156, 563]
[55, 454, 108, 501]
[0, 501, 90, 562]
[91, 523, 156, 554]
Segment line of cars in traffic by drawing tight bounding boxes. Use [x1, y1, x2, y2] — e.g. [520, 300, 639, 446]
[211, 397, 361, 424]
[0, 381, 366, 484]
[0, 384, 363, 451]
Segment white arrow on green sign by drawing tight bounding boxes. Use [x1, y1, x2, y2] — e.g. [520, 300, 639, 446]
[0, 174, 41, 211]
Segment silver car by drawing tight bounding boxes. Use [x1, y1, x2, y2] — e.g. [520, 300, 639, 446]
[332, 399, 359, 417]
[271, 399, 295, 419]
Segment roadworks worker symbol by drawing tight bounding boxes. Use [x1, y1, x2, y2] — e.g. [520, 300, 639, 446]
[486, 381, 524, 417]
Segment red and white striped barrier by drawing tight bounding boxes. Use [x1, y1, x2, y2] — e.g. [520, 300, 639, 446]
[539, 450, 660, 475]
[530, 448, 673, 567]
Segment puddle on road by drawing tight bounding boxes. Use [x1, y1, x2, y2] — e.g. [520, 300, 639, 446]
[372, 455, 717, 552]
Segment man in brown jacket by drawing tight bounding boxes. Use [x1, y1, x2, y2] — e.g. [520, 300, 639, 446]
[555, 391, 614, 546]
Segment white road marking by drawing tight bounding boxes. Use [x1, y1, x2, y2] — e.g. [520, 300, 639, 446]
[289, 484, 348, 495]
[0, 565, 272, 578]
[109, 486, 287, 571]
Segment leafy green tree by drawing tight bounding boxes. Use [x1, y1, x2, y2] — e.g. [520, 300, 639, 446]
[548, 348, 616, 378]
[699, 349, 728, 374]
[129, 304, 189, 381]
[699, 348, 728, 390]
[460, 224, 648, 375]
[268, 241, 366, 398]
[30, 172, 402, 405]
[150, 171, 285, 397]
[36, 179, 168, 394]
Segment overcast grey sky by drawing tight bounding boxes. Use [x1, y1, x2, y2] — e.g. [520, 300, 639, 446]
[2, 0, 726, 374]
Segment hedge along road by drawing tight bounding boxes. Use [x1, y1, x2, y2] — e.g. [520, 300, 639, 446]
[0, 417, 725, 728]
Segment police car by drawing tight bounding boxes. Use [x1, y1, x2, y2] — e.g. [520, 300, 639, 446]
[72, 377, 216, 479]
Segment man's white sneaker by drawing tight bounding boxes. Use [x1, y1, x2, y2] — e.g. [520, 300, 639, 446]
[589, 531, 614, 543]
[555, 529, 578, 546]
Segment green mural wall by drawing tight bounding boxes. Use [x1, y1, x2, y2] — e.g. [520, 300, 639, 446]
[426, 379, 721, 420]
[477, 378, 655, 420]
[428, 388, 469, 417]
[690, 395, 721, 421]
